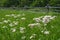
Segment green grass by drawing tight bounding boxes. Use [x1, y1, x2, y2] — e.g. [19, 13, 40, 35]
[0, 9, 60, 40]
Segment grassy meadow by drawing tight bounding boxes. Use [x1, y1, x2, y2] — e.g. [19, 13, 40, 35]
[0, 9, 60, 40]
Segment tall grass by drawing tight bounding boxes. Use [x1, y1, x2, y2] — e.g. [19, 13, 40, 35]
[0, 9, 60, 40]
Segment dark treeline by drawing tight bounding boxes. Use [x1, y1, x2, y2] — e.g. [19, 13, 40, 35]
[0, 0, 60, 7]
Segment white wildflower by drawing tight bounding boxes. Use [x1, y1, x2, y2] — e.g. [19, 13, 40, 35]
[44, 15, 51, 19]
[11, 28, 16, 32]
[11, 14, 18, 18]
[17, 14, 21, 17]
[44, 31, 50, 35]
[39, 16, 43, 19]
[50, 16, 56, 20]
[9, 23, 14, 27]
[2, 26, 7, 28]
[2, 18, 4, 20]
[3, 20, 9, 23]
[13, 21, 18, 25]
[21, 36, 26, 39]
[42, 16, 50, 24]
[21, 17, 26, 20]
[20, 27, 26, 33]
[5, 14, 10, 17]
[30, 34, 36, 39]
[41, 30, 44, 33]
[33, 18, 41, 22]
[35, 23, 40, 26]
[11, 14, 15, 16]
[22, 13, 25, 16]
[14, 16, 18, 18]
[28, 24, 35, 27]
[28, 23, 40, 28]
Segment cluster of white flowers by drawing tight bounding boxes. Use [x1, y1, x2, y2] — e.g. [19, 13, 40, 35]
[28, 15, 56, 28]
[33, 15, 56, 26]
[9, 26, 26, 33]
[9, 21, 18, 27]
[9, 23, 14, 27]
[33, 18, 41, 22]
[5, 14, 26, 21]
[20, 27, 26, 33]
[5, 14, 21, 18]
[42, 15, 56, 25]
[28, 23, 40, 28]
[21, 17, 26, 20]
[0, 14, 27, 34]
[13, 21, 18, 25]
[33, 16, 43, 23]
[3, 20, 10, 23]
[30, 34, 36, 39]
[41, 30, 50, 35]
[5, 13, 25, 18]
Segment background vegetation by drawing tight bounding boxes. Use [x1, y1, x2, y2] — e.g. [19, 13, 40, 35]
[0, 0, 60, 7]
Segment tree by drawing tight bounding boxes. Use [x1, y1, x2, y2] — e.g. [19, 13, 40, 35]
[49, 0, 60, 6]
[4, 0, 20, 7]
[0, 0, 7, 7]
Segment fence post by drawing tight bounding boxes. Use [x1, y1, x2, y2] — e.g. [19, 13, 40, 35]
[46, 4, 50, 13]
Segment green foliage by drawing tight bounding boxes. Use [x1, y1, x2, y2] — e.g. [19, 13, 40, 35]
[0, 0, 60, 7]
[3, 0, 20, 7]
[49, 0, 60, 6]
[0, 0, 7, 6]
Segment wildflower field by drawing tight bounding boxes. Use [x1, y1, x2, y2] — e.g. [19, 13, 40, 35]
[0, 9, 60, 40]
